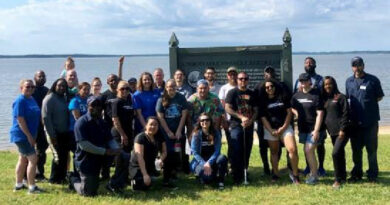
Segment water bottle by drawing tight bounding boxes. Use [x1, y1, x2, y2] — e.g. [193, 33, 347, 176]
[174, 139, 181, 153]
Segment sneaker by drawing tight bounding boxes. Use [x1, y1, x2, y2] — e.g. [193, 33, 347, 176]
[292, 175, 300, 184]
[35, 175, 48, 182]
[367, 177, 377, 183]
[318, 167, 326, 177]
[105, 184, 123, 194]
[13, 184, 27, 192]
[332, 181, 341, 189]
[305, 176, 318, 185]
[162, 181, 178, 190]
[271, 174, 280, 183]
[218, 182, 224, 190]
[28, 186, 43, 194]
[302, 166, 310, 176]
[347, 176, 362, 183]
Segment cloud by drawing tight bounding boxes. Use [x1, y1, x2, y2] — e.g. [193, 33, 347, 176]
[0, 0, 389, 54]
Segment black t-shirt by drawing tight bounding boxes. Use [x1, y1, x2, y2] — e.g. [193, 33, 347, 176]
[32, 85, 49, 108]
[225, 88, 256, 124]
[324, 94, 350, 136]
[101, 89, 117, 127]
[260, 96, 291, 129]
[130, 132, 165, 175]
[201, 133, 215, 160]
[111, 96, 134, 137]
[291, 88, 324, 133]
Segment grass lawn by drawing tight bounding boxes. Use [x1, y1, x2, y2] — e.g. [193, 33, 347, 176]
[1, 134, 389, 205]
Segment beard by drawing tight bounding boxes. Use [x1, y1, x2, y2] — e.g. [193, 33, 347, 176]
[305, 65, 316, 75]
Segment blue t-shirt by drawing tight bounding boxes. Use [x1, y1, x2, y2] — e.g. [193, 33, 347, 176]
[132, 89, 161, 131]
[68, 95, 88, 131]
[10, 95, 41, 143]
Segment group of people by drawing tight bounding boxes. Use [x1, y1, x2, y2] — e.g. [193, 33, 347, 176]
[10, 55, 383, 196]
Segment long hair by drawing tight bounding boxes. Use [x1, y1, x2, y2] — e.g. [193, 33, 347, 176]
[260, 78, 282, 100]
[137, 72, 155, 91]
[161, 79, 176, 107]
[192, 113, 215, 145]
[321, 76, 340, 100]
[48, 78, 69, 96]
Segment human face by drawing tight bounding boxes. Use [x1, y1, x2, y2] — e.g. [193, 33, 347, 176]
[237, 73, 249, 89]
[65, 60, 75, 71]
[129, 82, 136, 93]
[79, 85, 90, 98]
[34, 71, 46, 87]
[174, 71, 184, 83]
[117, 84, 130, 98]
[304, 58, 316, 73]
[89, 104, 103, 119]
[55, 80, 67, 95]
[153, 70, 164, 85]
[204, 69, 215, 81]
[197, 84, 209, 99]
[227, 71, 237, 84]
[264, 72, 272, 81]
[199, 115, 211, 129]
[324, 78, 334, 94]
[265, 82, 275, 96]
[352, 65, 364, 77]
[142, 74, 152, 90]
[92, 80, 102, 95]
[107, 75, 119, 90]
[66, 70, 78, 87]
[21, 81, 35, 97]
[300, 79, 311, 90]
[145, 119, 159, 136]
[166, 81, 176, 97]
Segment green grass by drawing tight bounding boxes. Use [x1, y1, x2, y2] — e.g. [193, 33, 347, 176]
[1, 135, 390, 205]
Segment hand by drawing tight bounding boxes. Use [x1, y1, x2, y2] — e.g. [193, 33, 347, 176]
[119, 56, 125, 64]
[143, 174, 151, 186]
[105, 148, 121, 156]
[204, 162, 212, 176]
[276, 126, 286, 137]
[175, 130, 182, 140]
[271, 129, 278, 137]
[28, 137, 36, 147]
[121, 135, 128, 146]
[241, 116, 250, 128]
[338, 130, 345, 139]
[168, 131, 175, 139]
[311, 130, 319, 142]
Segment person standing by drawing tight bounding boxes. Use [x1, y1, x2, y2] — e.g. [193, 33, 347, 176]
[42, 78, 70, 184]
[346, 56, 384, 182]
[174, 69, 194, 99]
[91, 77, 102, 97]
[10, 79, 43, 194]
[204, 67, 222, 96]
[32, 70, 49, 181]
[225, 72, 258, 185]
[154, 68, 165, 94]
[66, 70, 79, 101]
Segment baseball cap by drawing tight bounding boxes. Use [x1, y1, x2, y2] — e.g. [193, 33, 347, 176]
[227, 66, 238, 73]
[298, 73, 310, 82]
[351, 56, 364, 67]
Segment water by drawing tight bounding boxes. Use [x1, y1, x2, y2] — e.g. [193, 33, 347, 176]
[1, 54, 389, 149]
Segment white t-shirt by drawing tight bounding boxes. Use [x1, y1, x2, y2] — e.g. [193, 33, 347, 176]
[219, 83, 236, 101]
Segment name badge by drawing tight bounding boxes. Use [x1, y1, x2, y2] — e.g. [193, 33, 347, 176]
[360, 85, 366, 90]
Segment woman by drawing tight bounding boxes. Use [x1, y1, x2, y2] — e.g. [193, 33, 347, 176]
[42, 78, 70, 184]
[69, 82, 90, 131]
[260, 79, 299, 183]
[156, 79, 188, 186]
[91, 77, 102, 96]
[190, 113, 228, 189]
[129, 117, 167, 190]
[10, 79, 42, 194]
[322, 76, 350, 189]
[291, 73, 325, 185]
[132, 72, 161, 134]
[111, 81, 134, 152]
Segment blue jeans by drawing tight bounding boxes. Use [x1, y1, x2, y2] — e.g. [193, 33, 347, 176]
[229, 125, 253, 183]
[193, 155, 228, 184]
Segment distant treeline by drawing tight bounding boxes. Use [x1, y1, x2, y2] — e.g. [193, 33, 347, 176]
[1, 51, 389, 58]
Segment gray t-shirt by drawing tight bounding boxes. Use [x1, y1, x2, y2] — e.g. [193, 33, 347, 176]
[156, 93, 188, 133]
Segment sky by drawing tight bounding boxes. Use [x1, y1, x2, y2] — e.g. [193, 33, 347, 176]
[0, 0, 389, 55]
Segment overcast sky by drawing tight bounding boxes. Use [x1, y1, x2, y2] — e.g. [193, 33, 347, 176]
[0, 0, 389, 55]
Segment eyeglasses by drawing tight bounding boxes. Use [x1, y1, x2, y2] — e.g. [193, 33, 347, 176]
[238, 77, 249, 81]
[26, 85, 36, 89]
[119, 87, 130, 91]
[200, 118, 210, 122]
[265, 85, 274, 90]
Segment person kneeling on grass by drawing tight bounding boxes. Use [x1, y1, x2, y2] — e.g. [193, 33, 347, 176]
[190, 113, 228, 190]
[70, 96, 121, 196]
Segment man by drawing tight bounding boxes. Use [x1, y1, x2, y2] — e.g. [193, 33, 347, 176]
[100, 74, 120, 179]
[346, 56, 384, 182]
[174, 69, 194, 99]
[218, 66, 237, 167]
[204, 67, 221, 95]
[225, 72, 258, 184]
[70, 96, 121, 196]
[66, 70, 79, 100]
[32, 70, 49, 181]
[127, 77, 137, 94]
[187, 79, 224, 137]
[293, 57, 326, 176]
[154, 68, 165, 94]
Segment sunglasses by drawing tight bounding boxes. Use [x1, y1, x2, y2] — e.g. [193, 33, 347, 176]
[26, 85, 36, 89]
[200, 118, 210, 122]
[265, 85, 274, 89]
[238, 77, 249, 81]
[119, 87, 130, 91]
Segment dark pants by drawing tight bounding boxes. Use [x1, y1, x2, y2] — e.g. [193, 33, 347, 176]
[163, 151, 180, 182]
[109, 152, 130, 190]
[350, 122, 379, 179]
[71, 172, 100, 196]
[132, 170, 151, 191]
[229, 125, 253, 183]
[331, 135, 349, 182]
[49, 132, 73, 184]
[194, 155, 228, 184]
[36, 123, 48, 178]
[180, 137, 190, 174]
[256, 125, 270, 174]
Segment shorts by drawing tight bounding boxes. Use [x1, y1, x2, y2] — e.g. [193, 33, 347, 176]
[264, 125, 294, 141]
[298, 131, 326, 145]
[15, 141, 36, 156]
